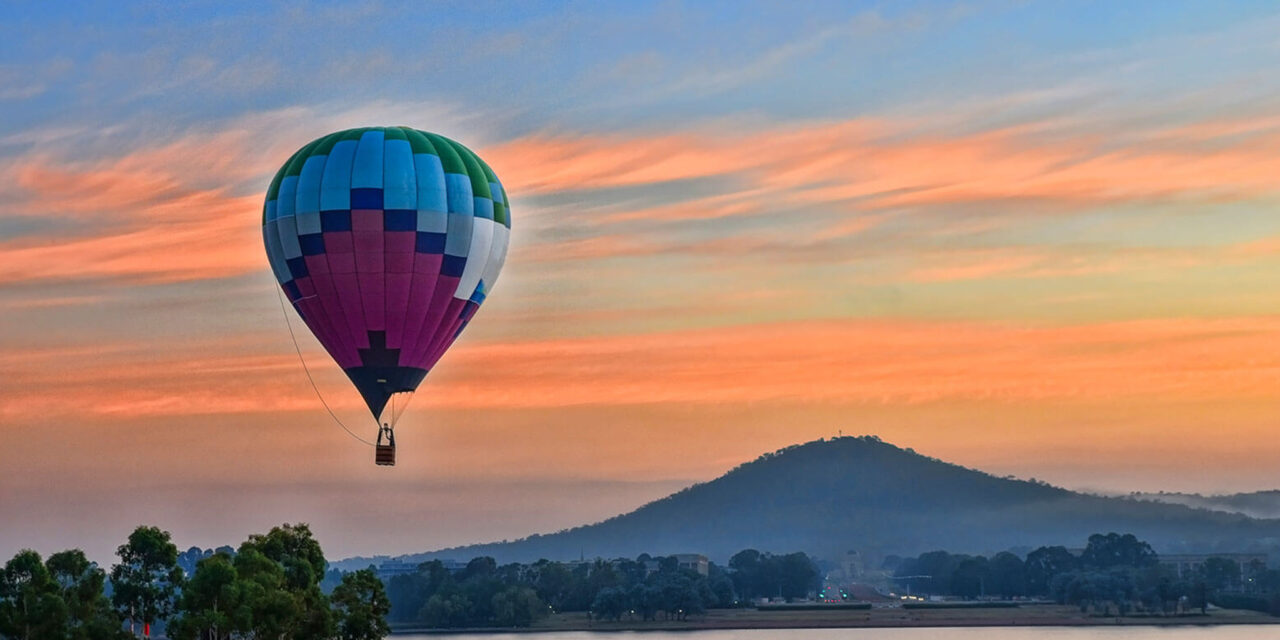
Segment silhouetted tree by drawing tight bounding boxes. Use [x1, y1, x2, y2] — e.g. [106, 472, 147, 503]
[590, 586, 627, 621]
[419, 592, 470, 628]
[987, 551, 1026, 598]
[1025, 546, 1078, 596]
[950, 556, 989, 598]
[1198, 557, 1241, 592]
[1081, 533, 1157, 570]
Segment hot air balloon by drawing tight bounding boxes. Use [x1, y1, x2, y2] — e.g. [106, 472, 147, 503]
[262, 127, 510, 465]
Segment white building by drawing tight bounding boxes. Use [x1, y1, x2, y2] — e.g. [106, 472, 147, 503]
[674, 554, 709, 576]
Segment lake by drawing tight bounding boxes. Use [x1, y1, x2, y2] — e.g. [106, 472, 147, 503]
[396, 627, 1274, 639]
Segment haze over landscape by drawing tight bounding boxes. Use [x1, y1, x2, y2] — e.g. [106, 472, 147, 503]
[4, 1, 1280, 568]
[337, 437, 1280, 569]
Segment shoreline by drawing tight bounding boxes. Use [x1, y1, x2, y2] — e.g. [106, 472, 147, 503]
[390, 605, 1280, 634]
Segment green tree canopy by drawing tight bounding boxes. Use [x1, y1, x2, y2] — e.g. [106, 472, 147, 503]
[0, 550, 70, 640]
[331, 568, 390, 640]
[110, 526, 183, 631]
[169, 552, 244, 640]
[46, 549, 127, 640]
[237, 523, 333, 639]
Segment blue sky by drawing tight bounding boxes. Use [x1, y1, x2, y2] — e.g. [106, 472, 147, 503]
[3, 0, 1280, 563]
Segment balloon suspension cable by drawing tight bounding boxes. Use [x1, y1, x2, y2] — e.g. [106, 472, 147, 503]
[388, 390, 414, 428]
[276, 287, 376, 447]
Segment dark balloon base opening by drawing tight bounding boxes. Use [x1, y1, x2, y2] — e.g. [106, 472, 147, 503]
[345, 365, 427, 419]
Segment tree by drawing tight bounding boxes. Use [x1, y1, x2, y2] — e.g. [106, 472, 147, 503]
[950, 556, 989, 599]
[459, 557, 496, 582]
[239, 523, 326, 593]
[0, 550, 70, 640]
[237, 523, 332, 639]
[729, 550, 817, 601]
[728, 550, 762, 598]
[1199, 557, 1241, 592]
[110, 526, 183, 636]
[1081, 533, 1157, 570]
[490, 586, 545, 627]
[590, 587, 627, 621]
[419, 592, 470, 628]
[45, 549, 128, 640]
[987, 552, 1026, 598]
[330, 569, 390, 640]
[909, 551, 958, 596]
[776, 552, 819, 599]
[658, 574, 704, 620]
[1025, 546, 1078, 596]
[236, 548, 298, 637]
[168, 553, 243, 640]
[881, 555, 904, 573]
[706, 566, 737, 607]
[387, 560, 453, 624]
[628, 584, 661, 621]
[530, 561, 574, 612]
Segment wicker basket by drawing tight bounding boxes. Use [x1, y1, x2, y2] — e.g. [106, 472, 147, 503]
[375, 444, 396, 466]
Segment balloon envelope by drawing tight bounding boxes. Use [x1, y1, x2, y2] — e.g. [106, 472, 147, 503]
[263, 127, 509, 419]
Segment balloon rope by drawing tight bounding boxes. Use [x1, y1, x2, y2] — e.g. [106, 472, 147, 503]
[276, 287, 376, 447]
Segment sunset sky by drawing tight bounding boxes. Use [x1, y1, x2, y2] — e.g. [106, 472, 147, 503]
[3, 1, 1280, 564]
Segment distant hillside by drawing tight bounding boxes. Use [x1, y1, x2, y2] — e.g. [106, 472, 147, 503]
[336, 437, 1280, 569]
[1129, 491, 1280, 520]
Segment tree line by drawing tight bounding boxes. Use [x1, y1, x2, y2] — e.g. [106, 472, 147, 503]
[386, 549, 820, 627]
[889, 531, 1279, 615]
[0, 523, 389, 640]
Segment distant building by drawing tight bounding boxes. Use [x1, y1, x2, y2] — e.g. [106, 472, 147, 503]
[639, 554, 709, 576]
[841, 550, 864, 580]
[674, 554, 709, 576]
[374, 558, 466, 580]
[1159, 553, 1267, 584]
[374, 560, 418, 579]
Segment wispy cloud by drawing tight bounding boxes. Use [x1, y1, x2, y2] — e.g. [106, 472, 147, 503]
[11, 315, 1279, 421]
[0, 101, 486, 285]
[10, 104, 1274, 289]
[490, 116, 1280, 214]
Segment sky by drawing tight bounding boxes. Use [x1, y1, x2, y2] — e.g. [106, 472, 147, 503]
[2, 0, 1280, 564]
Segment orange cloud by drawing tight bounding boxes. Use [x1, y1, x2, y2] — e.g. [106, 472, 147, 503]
[0, 136, 267, 284]
[0, 195, 262, 284]
[507, 234, 662, 263]
[7, 110, 1279, 287]
[902, 246, 1211, 283]
[486, 116, 1280, 217]
[11, 316, 1278, 421]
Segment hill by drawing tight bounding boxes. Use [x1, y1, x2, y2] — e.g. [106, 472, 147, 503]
[336, 437, 1280, 569]
[1129, 491, 1280, 520]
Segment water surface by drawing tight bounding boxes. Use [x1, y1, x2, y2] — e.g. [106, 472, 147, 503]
[397, 627, 1272, 639]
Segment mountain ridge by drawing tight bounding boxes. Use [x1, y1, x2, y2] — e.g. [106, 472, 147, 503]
[334, 437, 1280, 570]
[1127, 490, 1280, 520]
